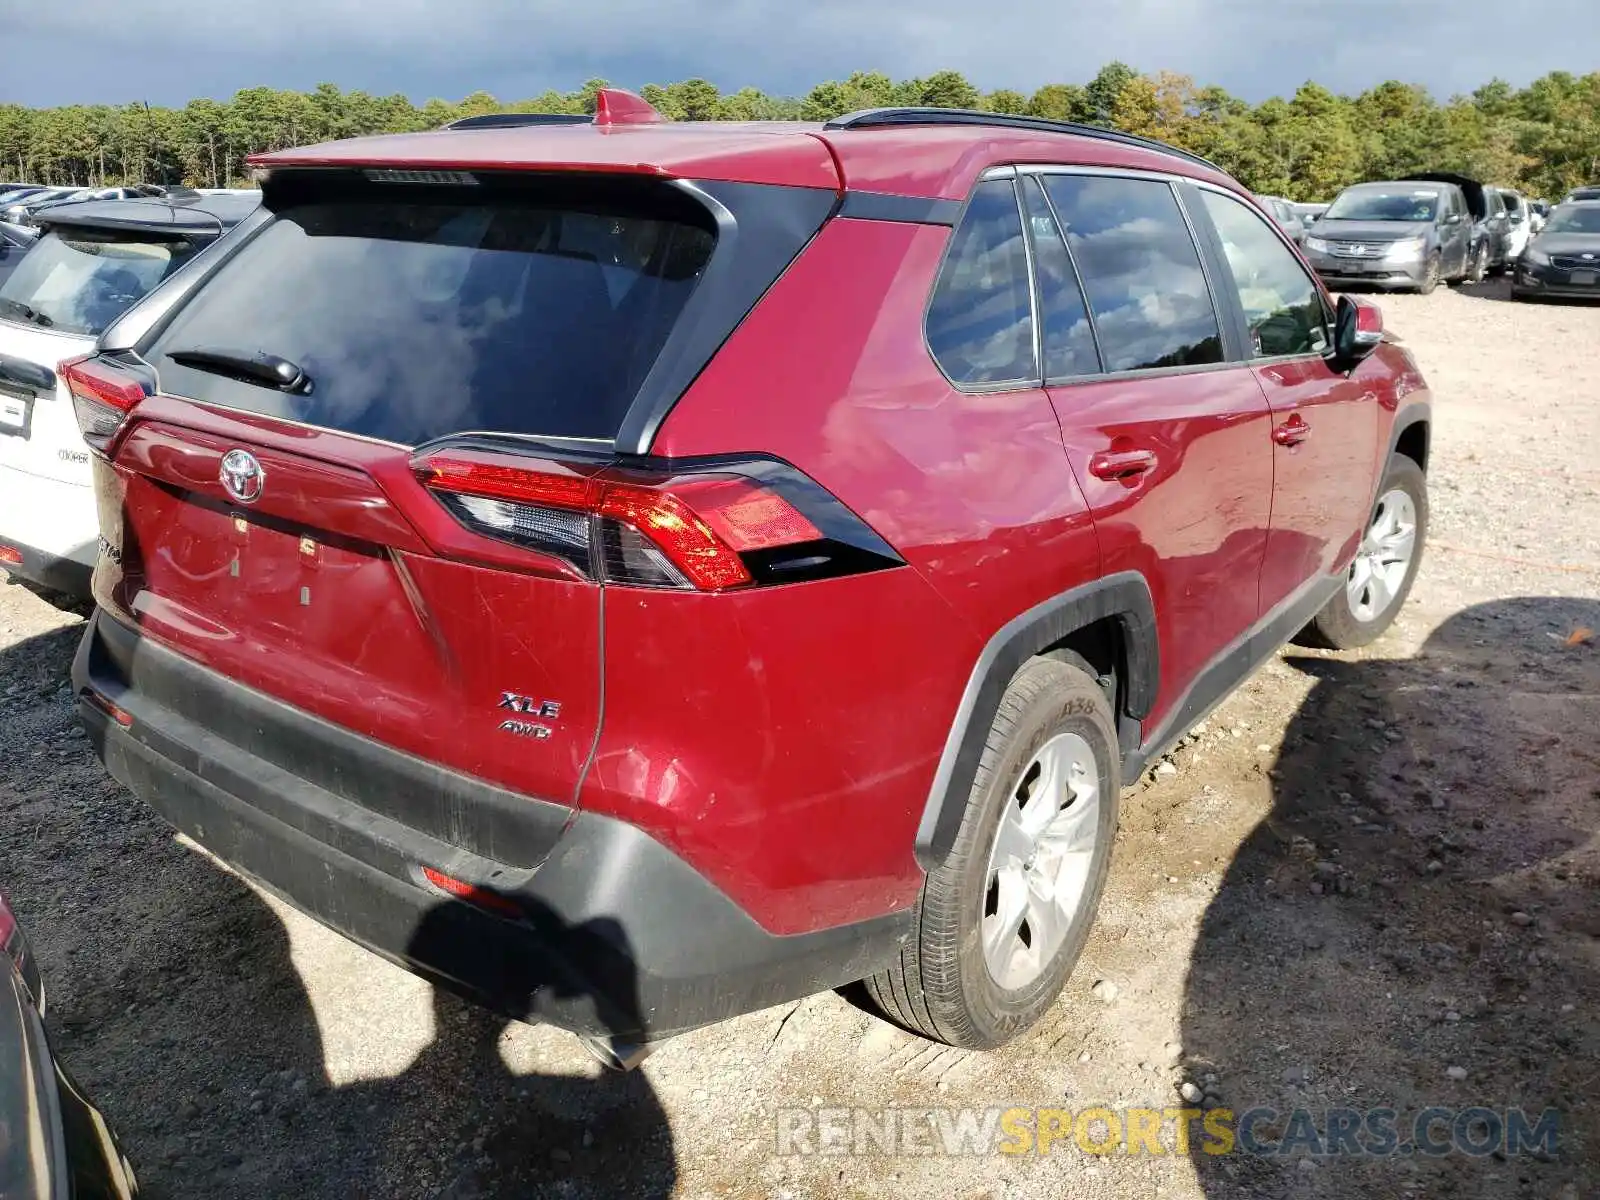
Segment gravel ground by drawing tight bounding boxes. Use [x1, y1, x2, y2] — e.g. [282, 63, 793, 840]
[1, 277, 1597, 1199]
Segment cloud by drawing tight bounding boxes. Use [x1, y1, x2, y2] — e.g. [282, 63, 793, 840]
[4, 0, 1598, 109]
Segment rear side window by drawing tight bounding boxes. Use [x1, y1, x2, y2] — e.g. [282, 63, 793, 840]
[1200, 191, 1328, 359]
[926, 179, 1036, 387]
[149, 189, 716, 444]
[1042, 175, 1222, 373]
[0, 230, 199, 336]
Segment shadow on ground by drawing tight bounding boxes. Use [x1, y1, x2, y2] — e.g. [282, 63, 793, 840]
[1181, 597, 1599, 1198]
[1451, 276, 1517, 303]
[0, 615, 676, 1199]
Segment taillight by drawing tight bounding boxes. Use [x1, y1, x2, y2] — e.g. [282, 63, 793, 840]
[413, 450, 898, 592]
[62, 356, 147, 453]
[0, 891, 17, 959]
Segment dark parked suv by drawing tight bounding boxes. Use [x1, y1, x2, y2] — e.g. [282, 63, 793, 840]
[71, 94, 1432, 1054]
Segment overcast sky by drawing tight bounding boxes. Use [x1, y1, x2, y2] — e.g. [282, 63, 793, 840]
[6, 0, 1598, 110]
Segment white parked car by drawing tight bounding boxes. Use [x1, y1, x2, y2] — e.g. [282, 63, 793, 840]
[1498, 189, 1533, 260]
[0, 190, 262, 595]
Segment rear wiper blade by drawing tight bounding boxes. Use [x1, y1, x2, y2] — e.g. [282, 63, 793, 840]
[167, 347, 312, 394]
[0, 297, 52, 327]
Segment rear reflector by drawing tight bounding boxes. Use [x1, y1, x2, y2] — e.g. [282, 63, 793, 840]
[0, 545, 21, 566]
[415, 453, 825, 592]
[80, 687, 134, 728]
[62, 356, 147, 453]
[420, 866, 524, 917]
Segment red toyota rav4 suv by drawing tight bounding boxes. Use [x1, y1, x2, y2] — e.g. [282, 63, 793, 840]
[71, 92, 1430, 1057]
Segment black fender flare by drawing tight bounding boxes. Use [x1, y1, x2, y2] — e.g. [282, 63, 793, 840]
[1387, 400, 1431, 465]
[913, 571, 1158, 869]
[1372, 399, 1431, 515]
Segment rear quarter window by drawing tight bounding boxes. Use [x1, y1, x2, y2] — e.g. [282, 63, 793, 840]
[925, 178, 1037, 387]
[147, 185, 716, 445]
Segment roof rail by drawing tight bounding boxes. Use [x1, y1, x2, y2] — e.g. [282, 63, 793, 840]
[822, 108, 1225, 174]
[443, 89, 665, 132]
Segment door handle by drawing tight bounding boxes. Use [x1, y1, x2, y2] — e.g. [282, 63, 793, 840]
[1088, 448, 1158, 481]
[1272, 417, 1311, 447]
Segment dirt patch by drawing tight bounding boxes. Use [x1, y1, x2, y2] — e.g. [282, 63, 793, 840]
[1, 282, 1597, 1199]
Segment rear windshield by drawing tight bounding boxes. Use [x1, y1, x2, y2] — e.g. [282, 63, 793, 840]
[148, 188, 717, 445]
[0, 229, 199, 336]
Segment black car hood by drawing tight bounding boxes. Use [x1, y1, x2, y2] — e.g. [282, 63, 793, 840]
[1312, 219, 1430, 243]
[1533, 233, 1600, 257]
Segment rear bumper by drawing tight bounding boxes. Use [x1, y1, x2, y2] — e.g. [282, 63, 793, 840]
[0, 463, 96, 554]
[73, 610, 908, 1040]
[0, 537, 93, 597]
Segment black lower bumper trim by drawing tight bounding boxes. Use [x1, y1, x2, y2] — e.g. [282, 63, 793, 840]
[73, 610, 911, 1040]
[0, 539, 92, 598]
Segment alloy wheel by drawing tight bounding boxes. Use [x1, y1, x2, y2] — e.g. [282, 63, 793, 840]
[982, 732, 1101, 990]
[1347, 487, 1418, 623]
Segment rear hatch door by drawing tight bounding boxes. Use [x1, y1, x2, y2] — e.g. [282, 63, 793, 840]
[97, 170, 733, 848]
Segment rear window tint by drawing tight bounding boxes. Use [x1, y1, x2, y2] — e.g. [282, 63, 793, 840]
[0, 230, 199, 336]
[926, 179, 1036, 387]
[1043, 175, 1223, 374]
[149, 193, 715, 444]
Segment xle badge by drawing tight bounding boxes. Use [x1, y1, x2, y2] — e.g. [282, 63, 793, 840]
[498, 692, 561, 740]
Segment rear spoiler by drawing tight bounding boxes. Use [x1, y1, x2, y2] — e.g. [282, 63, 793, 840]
[35, 200, 228, 240]
[441, 89, 665, 131]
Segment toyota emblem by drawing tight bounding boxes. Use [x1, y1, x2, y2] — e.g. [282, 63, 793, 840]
[219, 449, 266, 504]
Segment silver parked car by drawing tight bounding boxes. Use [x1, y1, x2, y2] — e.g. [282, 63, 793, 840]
[1256, 195, 1307, 245]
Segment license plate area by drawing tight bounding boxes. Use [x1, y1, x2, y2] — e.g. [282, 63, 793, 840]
[1569, 270, 1595, 286]
[0, 386, 31, 438]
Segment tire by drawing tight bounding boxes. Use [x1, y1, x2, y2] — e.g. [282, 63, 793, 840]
[1415, 253, 1441, 294]
[1299, 455, 1428, 650]
[1453, 242, 1488, 286]
[864, 657, 1120, 1049]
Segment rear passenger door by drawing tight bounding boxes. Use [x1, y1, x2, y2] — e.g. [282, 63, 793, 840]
[1025, 170, 1275, 730]
[1191, 187, 1379, 615]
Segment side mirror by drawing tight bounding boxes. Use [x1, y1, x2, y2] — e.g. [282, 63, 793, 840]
[1330, 294, 1383, 371]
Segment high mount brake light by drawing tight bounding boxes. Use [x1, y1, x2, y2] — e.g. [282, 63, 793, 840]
[414, 453, 830, 592]
[62, 356, 147, 452]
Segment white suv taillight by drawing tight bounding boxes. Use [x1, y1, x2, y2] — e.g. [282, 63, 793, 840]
[62, 356, 147, 454]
